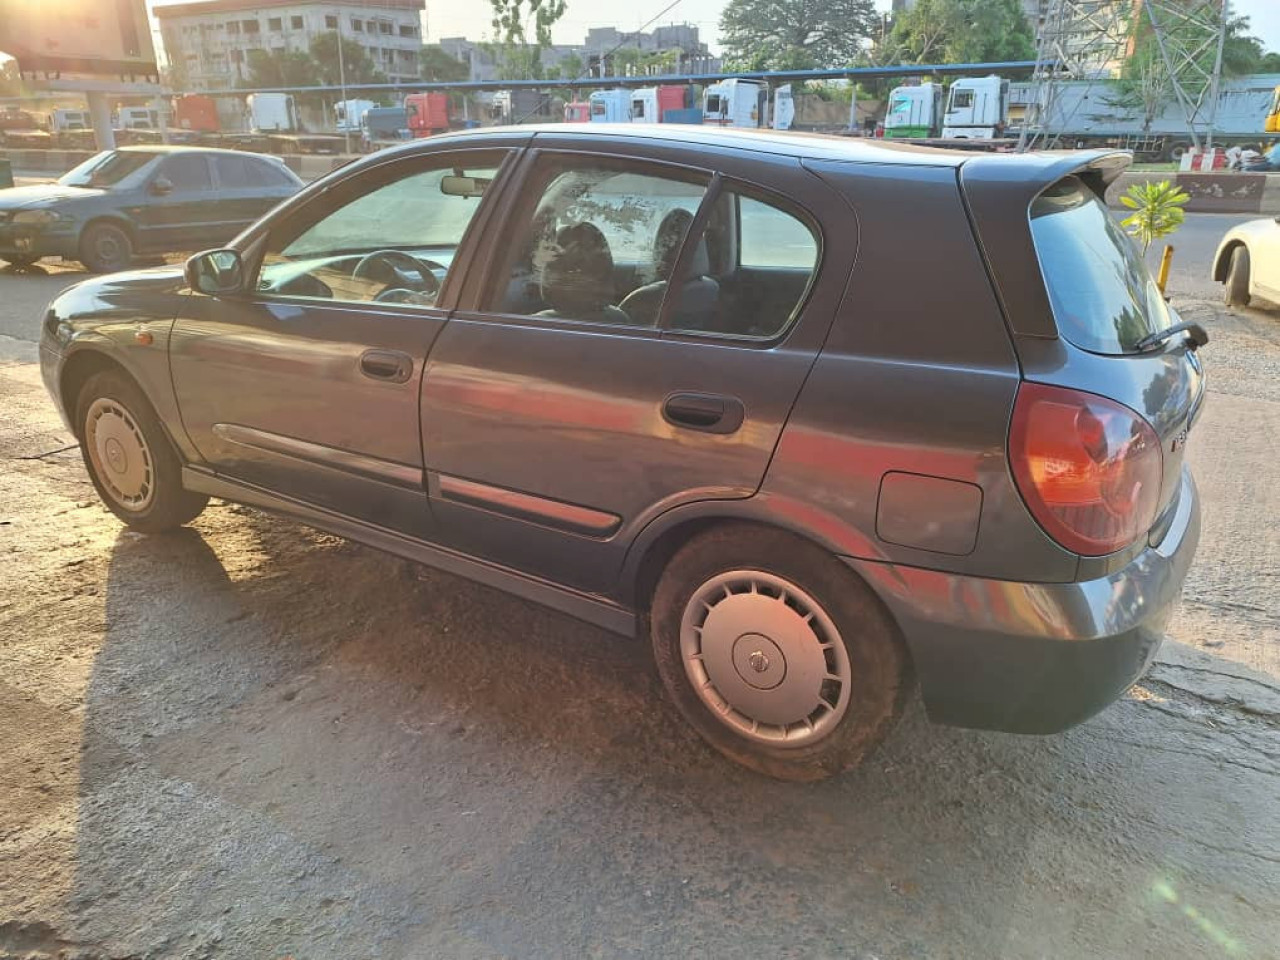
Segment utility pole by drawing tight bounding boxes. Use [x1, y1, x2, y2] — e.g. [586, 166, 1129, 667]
[1205, 0, 1229, 150]
[336, 9, 350, 152]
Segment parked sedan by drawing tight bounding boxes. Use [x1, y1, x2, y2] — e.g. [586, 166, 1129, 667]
[39, 127, 1205, 780]
[0, 145, 302, 273]
[1214, 215, 1280, 308]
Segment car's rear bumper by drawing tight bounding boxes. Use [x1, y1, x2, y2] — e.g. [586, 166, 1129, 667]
[845, 469, 1200, 734]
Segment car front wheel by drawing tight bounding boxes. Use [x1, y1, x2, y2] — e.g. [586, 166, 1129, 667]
[79, 222, 134, 273]
[76, 369, 208, 532]
[1224, 245, 1251, 307]
[650, 524, 911, 781]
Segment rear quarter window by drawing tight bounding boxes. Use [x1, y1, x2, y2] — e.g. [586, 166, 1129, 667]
[1030, 176, 1172, 355]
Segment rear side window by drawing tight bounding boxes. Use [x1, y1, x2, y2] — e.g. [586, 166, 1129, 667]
[665, 188, 819, 339]
[1030, 177, 1172, 354]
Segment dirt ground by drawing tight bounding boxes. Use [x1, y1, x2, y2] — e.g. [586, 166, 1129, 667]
[0, 269, 1278, 958]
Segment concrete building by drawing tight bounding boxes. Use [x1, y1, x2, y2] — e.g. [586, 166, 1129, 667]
[156, 0, 425, 91]
[440, 23, 718, 85]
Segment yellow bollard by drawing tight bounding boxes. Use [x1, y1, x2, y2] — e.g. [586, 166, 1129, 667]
[1157, 244, 1174, 295]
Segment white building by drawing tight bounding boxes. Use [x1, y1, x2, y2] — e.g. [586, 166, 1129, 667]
[156, 0, 425, 90]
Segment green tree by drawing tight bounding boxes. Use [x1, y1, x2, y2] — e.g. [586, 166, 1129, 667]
[243, 48, 320, 88]
[611, 47, 643, 77]
[420, 45, 469, 82]
[309, 31, 386, 86]
[1261, 51, 1280, 72]
[488, 0, 566, 80]
[720, 0, 877, 71]
[0, 56, 26, 97]
[890, 0, 1034, 64]
[555, 51, 584, 81]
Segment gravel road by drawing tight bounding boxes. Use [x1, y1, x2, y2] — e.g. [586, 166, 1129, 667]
[0, 229, 1277, 959]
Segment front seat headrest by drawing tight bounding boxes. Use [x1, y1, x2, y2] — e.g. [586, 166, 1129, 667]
[540, 222, 616, 315]
[653, 207, 709, 279]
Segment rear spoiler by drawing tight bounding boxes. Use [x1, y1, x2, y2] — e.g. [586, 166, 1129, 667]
[959, 150, 1132, 340]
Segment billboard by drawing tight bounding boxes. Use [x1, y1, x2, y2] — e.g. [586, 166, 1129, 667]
[0, 0, 158, 78]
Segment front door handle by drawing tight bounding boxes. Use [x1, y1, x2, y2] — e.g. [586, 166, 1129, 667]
[663, 392, 745, 435]
[359, 349, 413, 384]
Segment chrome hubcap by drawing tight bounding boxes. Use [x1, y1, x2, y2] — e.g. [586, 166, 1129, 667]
[85, 398, 154, 511]
[680, 570, 851, 747]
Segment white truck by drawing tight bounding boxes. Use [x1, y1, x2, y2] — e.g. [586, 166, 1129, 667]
[589, 89, 631, 123]
[942, 75, 1009, 138]
[702, 78, 768, 128]
[117, 106, 160, 130]
[881, 77, 1009, 141]
[50, 108, 89, 132]
[245, 93, 298, 133]
[883, 83, 944, 139]
[334, 98, 376, 133]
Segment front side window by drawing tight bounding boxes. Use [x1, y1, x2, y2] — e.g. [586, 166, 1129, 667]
[951, 90, 974, 110]
[59, 150, 153, 188]
[258, 156, 502, 308]
[488, 160, 708, 326]
[1030, 176, 1172, 354]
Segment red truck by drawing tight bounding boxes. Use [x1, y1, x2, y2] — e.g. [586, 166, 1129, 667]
[173, 94, 219, 133]
[405, 92, 450, 137]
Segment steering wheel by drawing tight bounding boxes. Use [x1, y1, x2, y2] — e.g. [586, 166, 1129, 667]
[352, 249, 445, 300]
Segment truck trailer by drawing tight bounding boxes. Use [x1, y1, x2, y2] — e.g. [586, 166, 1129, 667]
[1011, 74, 1280, 159]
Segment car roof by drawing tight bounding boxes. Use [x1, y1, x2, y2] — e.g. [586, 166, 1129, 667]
[115, 144, 284, 160]
[422, 123, 976, 167]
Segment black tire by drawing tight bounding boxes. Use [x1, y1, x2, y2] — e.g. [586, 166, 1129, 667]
[78, 222, 134, 273]
[650, 524, 911, 781]
[0, 254, 40, 268]
[76, 369, 208, 533]
[1224, 245, 1251, 307]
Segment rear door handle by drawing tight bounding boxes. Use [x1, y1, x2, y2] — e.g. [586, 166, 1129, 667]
[359, 349, 413, 384]
[663, 392, 745, 434]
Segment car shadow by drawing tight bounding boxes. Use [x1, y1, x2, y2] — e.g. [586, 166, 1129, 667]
[67, 510, 1278, 958]
[0, 261, 52, 276]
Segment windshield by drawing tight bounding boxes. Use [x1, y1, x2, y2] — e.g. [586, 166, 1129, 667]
[58, 150, 155, 188]
[1030, 176, 1172, 355]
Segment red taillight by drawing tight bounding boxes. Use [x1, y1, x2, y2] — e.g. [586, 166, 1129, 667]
[1010, 382, 1163, 557]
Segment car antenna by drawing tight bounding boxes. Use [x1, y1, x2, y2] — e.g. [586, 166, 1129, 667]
[510, 0, 687, 126]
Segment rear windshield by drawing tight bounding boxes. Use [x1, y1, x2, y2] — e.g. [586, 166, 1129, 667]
[1029, 176, 1172, 355]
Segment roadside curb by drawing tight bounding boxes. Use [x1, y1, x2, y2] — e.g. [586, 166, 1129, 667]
[1108, 171, 1280, 214]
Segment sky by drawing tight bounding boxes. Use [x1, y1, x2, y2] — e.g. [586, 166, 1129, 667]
[137, 0, 1277, 61]
[409, 0, 1280, 56]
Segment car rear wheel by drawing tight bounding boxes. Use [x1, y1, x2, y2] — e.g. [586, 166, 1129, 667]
[79, 222, 134, 273]
[1224, 245, 1251, 307]
[650, 524, 911, 781]
[76, 370, 208, 532]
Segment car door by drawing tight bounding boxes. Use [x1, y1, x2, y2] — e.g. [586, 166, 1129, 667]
[209, 153, 300, 238]
[131, 152, 221, 252]
[169, 147, 516, 538]
[420, 142, 856, 595]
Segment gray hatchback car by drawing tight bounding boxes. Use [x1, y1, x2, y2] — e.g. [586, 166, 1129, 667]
[39, 126, 1204, 780]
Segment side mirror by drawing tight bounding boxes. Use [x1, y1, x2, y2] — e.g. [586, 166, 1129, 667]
[186, 249, 244, 296]
[149, 176, 174, 196]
